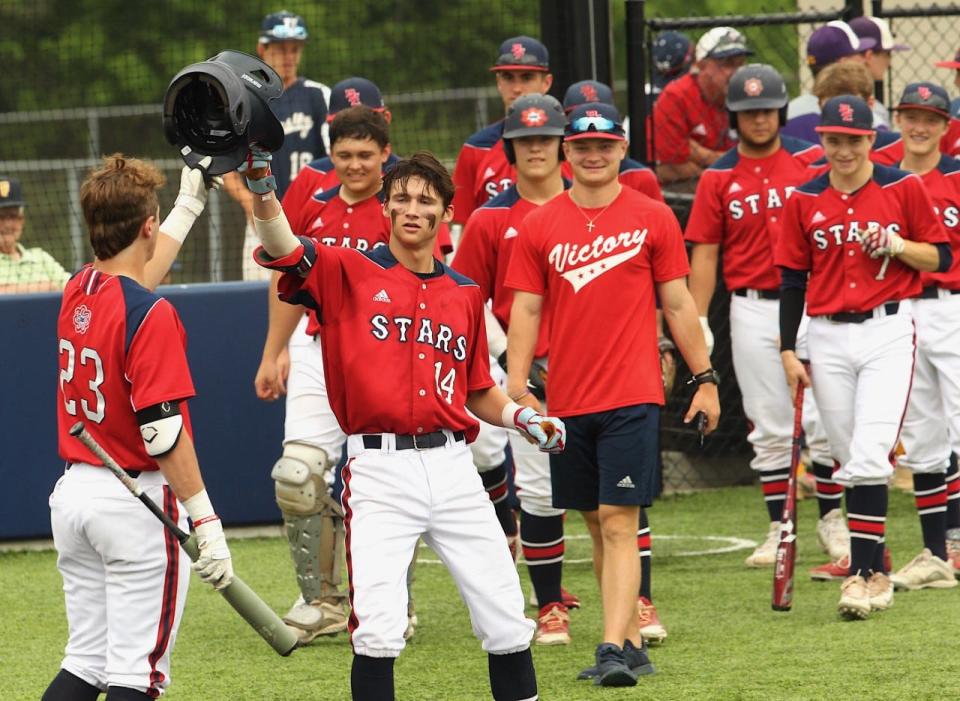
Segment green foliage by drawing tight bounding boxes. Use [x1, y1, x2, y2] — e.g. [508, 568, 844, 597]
[1, 486, 954, 699]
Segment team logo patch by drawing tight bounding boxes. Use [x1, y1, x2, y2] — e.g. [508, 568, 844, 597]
[521, 107, 547, 127]
[586, 109, 601, 118]
[511, 42, 526, 60]
[838, 102, 855, 123]
[344, 87, 361, 106]
[918, 85, 932, 101]
[0, 181, 8, 198]
[580, 84, 598, 102]
[73, 304, 92, 334]
[743, 78, 763, 97]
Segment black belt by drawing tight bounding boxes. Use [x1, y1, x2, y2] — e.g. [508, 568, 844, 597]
[823, 301, 900, 324]
[919, 286, 960, 299]
[66, 462, 141, 478]
[732, 288, 780, 300]
[362, 430, 465, 451]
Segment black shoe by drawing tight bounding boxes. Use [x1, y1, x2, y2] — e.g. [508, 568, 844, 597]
[594, 643, 638, 687]
[577, 640, 656, 681]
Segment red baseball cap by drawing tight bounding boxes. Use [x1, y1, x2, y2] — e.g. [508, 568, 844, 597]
[936, 47, 960, 69]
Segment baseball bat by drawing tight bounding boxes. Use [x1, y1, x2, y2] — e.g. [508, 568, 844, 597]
[69, 422, 299, 656]
[772, 381, 805, 612]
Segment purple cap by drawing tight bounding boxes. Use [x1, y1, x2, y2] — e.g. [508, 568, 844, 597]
[563, 80, 614, 112]
[807, 21, 877, 68]
[491, 36, 550, 72]
[817, 95, 875, 135]
[327, 77, 385, 121]
[849, 16, 909, 52]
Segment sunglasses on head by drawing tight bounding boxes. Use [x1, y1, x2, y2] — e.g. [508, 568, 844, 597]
[569, 115, 619, 133]
[267, 24, 307, 41]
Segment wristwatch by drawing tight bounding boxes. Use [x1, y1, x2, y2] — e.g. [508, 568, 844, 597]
[687, 368, 720, 386]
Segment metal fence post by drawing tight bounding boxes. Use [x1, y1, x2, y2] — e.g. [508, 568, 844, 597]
[626, 0, 648, 164]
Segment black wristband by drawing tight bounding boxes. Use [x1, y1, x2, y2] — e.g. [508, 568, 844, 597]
[687, 368, 720, 386]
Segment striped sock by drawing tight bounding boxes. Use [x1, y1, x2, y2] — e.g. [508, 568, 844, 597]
[761, 467, 791, 522]
[913, 472, 948, 560]
[872, 537, 888, 573]
[520, 510, 564, 608]
[480, 465, 518, 537]
[946, 454, 960, 530]
[845, 485, 888, 578]
[813, 461, 844, 518]
[638, 507, 652, 601]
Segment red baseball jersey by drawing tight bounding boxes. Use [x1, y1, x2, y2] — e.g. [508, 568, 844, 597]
[776, 165, 948, 315]
[653, 73, 736, 165]
[686, 137, 824, 291]
[561, 157, 664, 202]
[452, 185, 562, 357]
[504, 187, 690, 415]
[809, 123, 960, 171]
[452, 121, 514, 224]
[912, 154, 960, 290]
[57, 266, 195, 471]
[277, 245, 494, 440]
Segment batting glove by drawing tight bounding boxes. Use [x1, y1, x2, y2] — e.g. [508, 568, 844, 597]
[237, 145, 276, 195]
[160, 155, 223, 243]
[182, 489, 234, 591]
[699, 316, 714, 356]
[512, 406, 566, 453]
[860, 224, 905, 259]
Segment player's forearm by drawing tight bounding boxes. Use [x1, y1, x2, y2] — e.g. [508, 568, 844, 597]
[898, 240, 941, 272]
[466, 385, 513, 427]
[249, 191, 300, 259]
[484, 304, 508, 359]
[688, 243, 719, 315]
[506, 292, 542, 399]
[155, 430, 206, 503]
[660, 281, 711, 375]
[143, 234, 183, 291]
[223, 172, 254, 220]
[263, 274, 304, 359]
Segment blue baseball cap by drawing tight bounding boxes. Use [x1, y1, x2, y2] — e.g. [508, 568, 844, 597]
[259, 10, 308, 43]
[491, 36, 550, 72]
[895, 82, 951, 118]
[562, 80, 614, 112]
[0, 177, 24, 208]
[653, 31, 694, 87]
[817, 95, 875, 135]
[327, 77, 385, 121]
[564, 102, 625, 142]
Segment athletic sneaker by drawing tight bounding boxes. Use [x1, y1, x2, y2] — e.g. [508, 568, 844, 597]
[866, 571, 894, 610]
[947, 535, 960, 577]
[528, 586, 581, 609]
[283, 595, 349, 643]
[593, 643, 638, 687]
[890, 548, 959, 591]
[534, 603, 571, 645]
[578, 639, 655, 681]
[507, 533, 520, 565]
[837, 575, 871, 620]
[810, 549, 893, 581]
[816, 508, 850, 561]
[637, 596, 667, 644]
[744, 522, 780, 568]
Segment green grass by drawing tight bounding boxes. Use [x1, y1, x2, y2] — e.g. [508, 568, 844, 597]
[2, 486, 956, 700]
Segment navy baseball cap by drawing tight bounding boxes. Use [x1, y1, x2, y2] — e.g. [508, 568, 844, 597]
[849, 16, 909, 52]
[259, 11, 308, 43]
[653, 31, 694, 87]
[807, 21, 875, 68]
[562, 80, 614, 112]
[894, 82, 951, 117]
[564, 102, 625, 141]
[816, 95, 875, 135]
[0, 177, 24, 208]
[327, 77, 385, 121]
[491, 36, 550, 72]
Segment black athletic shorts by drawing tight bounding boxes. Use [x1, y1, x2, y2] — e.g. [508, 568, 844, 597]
[549, 403, 660, 511]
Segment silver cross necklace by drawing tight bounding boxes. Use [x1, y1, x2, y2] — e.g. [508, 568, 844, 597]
[570, 192, 616, 232]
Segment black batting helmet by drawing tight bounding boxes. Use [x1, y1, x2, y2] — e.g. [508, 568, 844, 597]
[726, 63, 788, 128]
[502, 93, 566, 164]
[162, 50, 285, 175]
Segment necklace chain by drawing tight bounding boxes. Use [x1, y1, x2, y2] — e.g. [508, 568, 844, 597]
[570, 194, 615, 233]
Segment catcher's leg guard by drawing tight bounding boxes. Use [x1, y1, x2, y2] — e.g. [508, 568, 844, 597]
[272, 442, 348, 641]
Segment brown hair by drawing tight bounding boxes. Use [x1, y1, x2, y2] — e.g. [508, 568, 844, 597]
[80, 154, 164, 260]
[329, 105, 390, 149]
[813, 62, 874, 103]
[381, 151, 455, 208]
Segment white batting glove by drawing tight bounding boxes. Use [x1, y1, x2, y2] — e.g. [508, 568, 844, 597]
[699, 316, 714, 356]
[860, 224, 905, 259]
[182, 489, 234, 591]
[160, 156, 223, 243]
[508, 405, 566, 453]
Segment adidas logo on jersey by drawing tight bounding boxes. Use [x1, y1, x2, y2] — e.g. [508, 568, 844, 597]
[373, 289, 392, 303]
[811, 211, 826, 224]
[728, 181, 743, 194]
[311, 216, 324, 230]
[483, 166, 497, 180]
[692, 124, 707, 136]
[504, 226, 519, 239]
[617, 476, 636, 489]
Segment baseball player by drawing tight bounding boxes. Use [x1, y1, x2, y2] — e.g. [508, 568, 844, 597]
[505, 101, 719, 685]
[451, 35, 553, 227]
[222, 10, 330, 281]
[686, 65, 849, 570]
[44, 155, 231, 701]
[776, 95, 950, 620]
[243, 148, 563, 701]
[453, 93, 578, 645]
[934, 47, 960, 118]
[888, 83, 960, 588]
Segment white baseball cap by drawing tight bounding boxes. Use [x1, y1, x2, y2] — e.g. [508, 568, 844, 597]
[695, 27, 752, 62]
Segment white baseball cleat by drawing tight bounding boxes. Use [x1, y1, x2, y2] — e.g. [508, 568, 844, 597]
[866, 571, 894, 610]
[889, 549, 959, 591]
[838, 575, 871, 620]
[816, 508, 850, 561]
[744, 522, 780, 568]
[283, 595, 349, 644]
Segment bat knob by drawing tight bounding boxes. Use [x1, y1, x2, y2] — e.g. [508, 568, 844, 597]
[69, 422, 85, 437]
[542, 421, 556, 439]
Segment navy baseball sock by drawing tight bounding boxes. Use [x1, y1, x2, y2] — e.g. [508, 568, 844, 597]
[488, 648, 538, 701]
[481, 464, 518, 537]
[105, 686, 151, 700]
[845, 485, 888, 578]
[521, 509, 563, 608]
[946, 454, 960, 530]
[813, 461, 844, 518]
[638, 507, 652, 601]
[761, 467, 791, 522]
[913, 472, 948, 560]
[351, 655, 395, 701]
[41, 669, 100, 701]
[872, 537, 888, 574]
